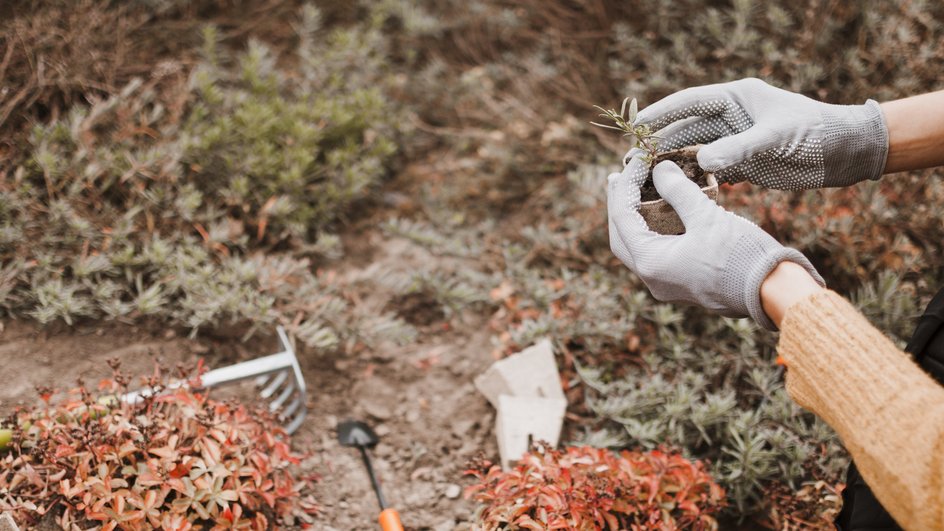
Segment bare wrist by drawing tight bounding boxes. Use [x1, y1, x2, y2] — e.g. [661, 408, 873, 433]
[760, 261, 825, 329]
[880, 90, 944, 173]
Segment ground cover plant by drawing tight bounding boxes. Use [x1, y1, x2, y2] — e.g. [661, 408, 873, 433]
[0, 362, 317, 529]
[592, 98, 660, 167]
[464, 443, 724, 530]
[0, 3, 415, 350]
[3, 0, 944, 527]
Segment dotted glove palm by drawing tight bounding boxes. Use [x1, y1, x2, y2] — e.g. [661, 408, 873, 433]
[607, 156, 825, 330]
[627, 78, 888, 190]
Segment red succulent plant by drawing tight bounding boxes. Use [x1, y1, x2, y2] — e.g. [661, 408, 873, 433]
[465, 443, 725, 530]
[0, 363, 317, 529]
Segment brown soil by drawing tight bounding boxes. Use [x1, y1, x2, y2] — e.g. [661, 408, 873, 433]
[388, 291, 447, 327]
[639, 150, 709, 202]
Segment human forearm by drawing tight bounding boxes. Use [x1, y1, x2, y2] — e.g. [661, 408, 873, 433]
[776, 291, 944, 530]
[881, 90, 944, 173]
[762, 265, 944, 528]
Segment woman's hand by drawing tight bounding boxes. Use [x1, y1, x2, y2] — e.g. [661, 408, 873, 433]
[607, 155, 824, 330]
[628, 78, 888, 190]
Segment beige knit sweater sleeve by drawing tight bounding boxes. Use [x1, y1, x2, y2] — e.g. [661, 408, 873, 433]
[778, 290, 944, 530]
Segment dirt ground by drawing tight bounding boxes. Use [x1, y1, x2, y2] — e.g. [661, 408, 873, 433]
[0, 232, 500, 530]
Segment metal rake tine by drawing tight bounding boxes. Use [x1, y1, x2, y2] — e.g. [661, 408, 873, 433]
[260, 371, 288, 399]
[267, 327, 308, 433]
[281, 393, 304, 419]
[270, 378, 296, 411]
[284, 407, 306, 435]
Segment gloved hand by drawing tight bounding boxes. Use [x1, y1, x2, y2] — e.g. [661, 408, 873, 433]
[625, 78, 888, 190]
[607, 155, 825, 330]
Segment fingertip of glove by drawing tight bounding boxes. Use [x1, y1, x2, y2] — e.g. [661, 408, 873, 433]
[652, 160, 685, 183]
[695, 146, 726, 172]
[653, 160, 681, 171]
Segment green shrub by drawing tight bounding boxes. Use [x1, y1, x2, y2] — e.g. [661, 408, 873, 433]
[184, 16, 398, 241]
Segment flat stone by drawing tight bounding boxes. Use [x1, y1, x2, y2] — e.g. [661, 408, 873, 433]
[496, 394, 567, 470]
[474, 339, 564, 408]
[364, 400, 393, 421]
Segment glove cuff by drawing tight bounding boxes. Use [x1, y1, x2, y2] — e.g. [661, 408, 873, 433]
[745, 247, 826, 331]
[821, 99, 889, 187]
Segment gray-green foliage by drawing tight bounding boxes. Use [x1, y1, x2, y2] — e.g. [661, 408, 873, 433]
[1, 4, 414, 347]
[574, 314, 846, 514]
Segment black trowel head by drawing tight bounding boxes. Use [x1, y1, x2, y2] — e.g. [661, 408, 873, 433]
[337, 419, 380, 448]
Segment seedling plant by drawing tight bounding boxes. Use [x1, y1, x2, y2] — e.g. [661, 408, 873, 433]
[592, 97, 661, 167]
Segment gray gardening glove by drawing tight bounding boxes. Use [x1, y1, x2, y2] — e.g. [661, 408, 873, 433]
[625, 78, 888, 190]
[607, 155, 825, 330]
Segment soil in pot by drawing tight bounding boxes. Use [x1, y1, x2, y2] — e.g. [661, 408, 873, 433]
[639, 150, 708, 202]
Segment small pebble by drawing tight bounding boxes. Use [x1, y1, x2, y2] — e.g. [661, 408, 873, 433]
[445, 483, 462, 499]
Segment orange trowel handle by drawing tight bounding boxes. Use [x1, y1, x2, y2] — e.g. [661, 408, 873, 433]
[378, 508, 404, 531]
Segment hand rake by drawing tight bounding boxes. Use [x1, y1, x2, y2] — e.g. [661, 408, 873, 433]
[121, 325, 308, 434]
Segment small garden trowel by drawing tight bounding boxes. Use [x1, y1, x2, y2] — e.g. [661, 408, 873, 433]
[338, 419, 404, 531]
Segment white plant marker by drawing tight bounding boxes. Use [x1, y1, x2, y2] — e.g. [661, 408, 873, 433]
[495, 394, 567, 470]
[475, 338, 568, 469]
[474, 338, 564, 408]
